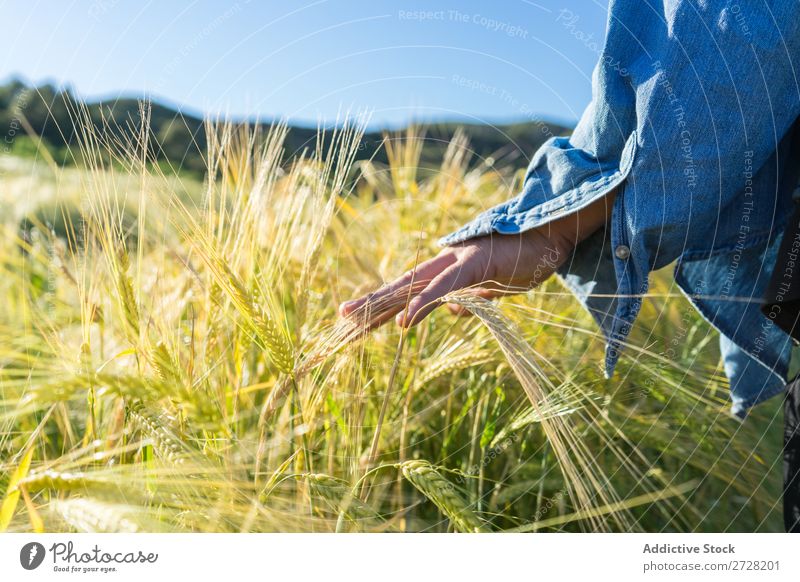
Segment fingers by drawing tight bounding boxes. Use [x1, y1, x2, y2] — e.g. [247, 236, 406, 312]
[338, 252, 457, 328]
[396, 260, 478, 327]
[337, 228, 571, 332]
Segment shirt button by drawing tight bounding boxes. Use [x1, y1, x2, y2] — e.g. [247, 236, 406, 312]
[614, 245, 631, 260]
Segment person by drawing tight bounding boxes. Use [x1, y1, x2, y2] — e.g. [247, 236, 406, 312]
[762, 120, 800, 532]
[339, 2, 800, 531]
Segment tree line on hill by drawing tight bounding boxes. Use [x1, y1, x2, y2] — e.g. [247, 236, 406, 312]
[0, 79, 570, 176]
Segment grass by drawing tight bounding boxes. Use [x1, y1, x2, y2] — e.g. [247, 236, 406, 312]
[0, 106, 786, 533]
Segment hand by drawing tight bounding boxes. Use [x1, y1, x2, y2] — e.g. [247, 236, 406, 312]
[338, 190, 616, 329]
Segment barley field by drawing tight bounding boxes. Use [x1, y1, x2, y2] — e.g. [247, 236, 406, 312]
[0, 109, 785, 533]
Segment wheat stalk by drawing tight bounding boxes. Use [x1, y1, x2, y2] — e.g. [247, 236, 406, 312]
[114, 249, 140, 342]
[51, 498, 141, 533]
[400, 460, 487, 533]
[16, 470, 117, 494]
[128, 402, 186, 466]
[304, 473, 382, 526]
[419, 350, 493, 385]
[203, 248, 295, 375]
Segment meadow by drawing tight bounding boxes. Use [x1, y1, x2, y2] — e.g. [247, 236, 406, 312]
[0, 108, 785, 532]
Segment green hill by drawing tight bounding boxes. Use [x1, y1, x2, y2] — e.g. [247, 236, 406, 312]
[0, 79, 570, 176]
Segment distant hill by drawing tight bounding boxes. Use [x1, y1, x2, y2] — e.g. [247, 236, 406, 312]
[0, 80, 571, 176]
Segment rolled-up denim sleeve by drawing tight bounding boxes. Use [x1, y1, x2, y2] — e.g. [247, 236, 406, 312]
[438, 1, 800, 415]
[439, 50, 639, 247]
[442, 2, 800, 259]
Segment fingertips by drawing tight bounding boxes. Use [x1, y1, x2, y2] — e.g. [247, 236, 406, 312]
[338, 299, 360, 317]
[338, 292, 375, 317]
[396, 311, 422, 328]
[394, 300, 417, 327]
[394, 303, 417, 328]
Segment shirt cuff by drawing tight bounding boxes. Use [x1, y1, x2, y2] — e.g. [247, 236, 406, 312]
[438, 131, 637, 247]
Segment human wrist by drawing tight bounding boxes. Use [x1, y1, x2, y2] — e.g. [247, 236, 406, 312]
[548, 188, 617, 252]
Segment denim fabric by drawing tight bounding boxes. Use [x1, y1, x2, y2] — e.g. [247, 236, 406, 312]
[440, 0, 800, 415]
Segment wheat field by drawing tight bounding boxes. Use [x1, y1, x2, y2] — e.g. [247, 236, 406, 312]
[0, 108, 785, 533]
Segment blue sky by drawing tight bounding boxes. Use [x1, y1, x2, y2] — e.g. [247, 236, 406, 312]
[0, 0, 610, 127]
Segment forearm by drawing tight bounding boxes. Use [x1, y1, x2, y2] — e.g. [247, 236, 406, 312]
[536, 187, 617, 257]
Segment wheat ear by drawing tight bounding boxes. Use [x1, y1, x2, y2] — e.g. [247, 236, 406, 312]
[400, 460, 487, 533]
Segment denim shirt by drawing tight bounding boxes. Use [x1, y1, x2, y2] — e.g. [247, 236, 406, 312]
[440, 0, 800, 416]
